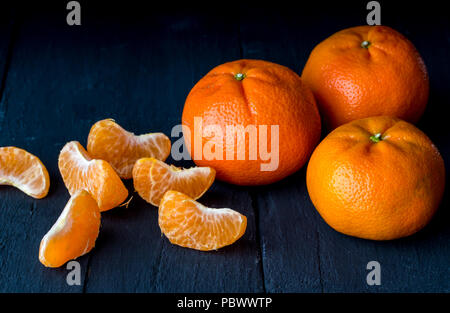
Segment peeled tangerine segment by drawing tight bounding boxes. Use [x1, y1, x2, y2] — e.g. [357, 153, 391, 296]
[58, 141, 128, 212]
[87, 119, 171, 179]
[0, 146, 50, 199]
[159, 191, 247, 251]
[132, 157, 215, 206]
[39, 190, 101, 268]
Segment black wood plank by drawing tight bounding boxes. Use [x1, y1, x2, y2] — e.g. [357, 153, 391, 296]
[152, 183, 262, 293]
[1, 1, 448, 293]
[0, 4, 264, 292]
[0, 7, 90, 293]
[239, 3, 450, 292]
[0, 6, 15, 130]
[78, 11, 264, 293]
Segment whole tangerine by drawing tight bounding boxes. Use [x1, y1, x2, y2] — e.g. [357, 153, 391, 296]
[306, 116, 445, 240]
[182, 59, 321, 185]
[302, 25, 429, 129]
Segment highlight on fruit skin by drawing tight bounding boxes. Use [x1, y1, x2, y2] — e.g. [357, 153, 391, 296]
[39, 190, 101, 268]
[0, 146, 50, 199]
[87, 118, 171, 179]
[132, 158, 216, 206]
[158, 190, 247, 251]
[58, 141, 128, 212]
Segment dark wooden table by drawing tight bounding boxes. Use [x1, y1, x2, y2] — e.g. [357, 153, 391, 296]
[0, 2, 448, 293]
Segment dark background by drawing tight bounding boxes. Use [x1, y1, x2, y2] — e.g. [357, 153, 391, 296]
[0, 1, 448, 292]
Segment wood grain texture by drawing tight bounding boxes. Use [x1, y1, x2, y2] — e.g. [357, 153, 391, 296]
[0, 2, 448, 293]
[0, 6, 15, 133]
[0, 5, 264, 293]
[80, 12, 263, 293]
[0, 7, 91, 293]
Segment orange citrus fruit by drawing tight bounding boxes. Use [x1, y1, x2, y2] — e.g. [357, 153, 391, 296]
[182, 59, 321, 185]
[159, 190, 247, 251]
[87, 119, 171, 179]
[302, 25, 429, 129]
[58, 141, 128, 212]
[132, 158, 215, 206]
[306, 116, 445, 240]
[0, 146, 50, 199]
[39, 189, 101, 268]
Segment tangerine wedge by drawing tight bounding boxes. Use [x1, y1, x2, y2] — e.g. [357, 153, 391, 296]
[159, 190, 247, 251]
[0, 146, 50, 199]
[39, 190, 101, 268]
[132, 158, 215, 206]
[87, 119, 171, 179]
[58, 141, 128, 212]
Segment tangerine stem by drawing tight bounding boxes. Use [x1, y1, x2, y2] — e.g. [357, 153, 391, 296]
[370, 133, 382, 143]
[119, 196, 133, 208]
[361, 40, 371, 49]
[234, 73, 245, 81]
